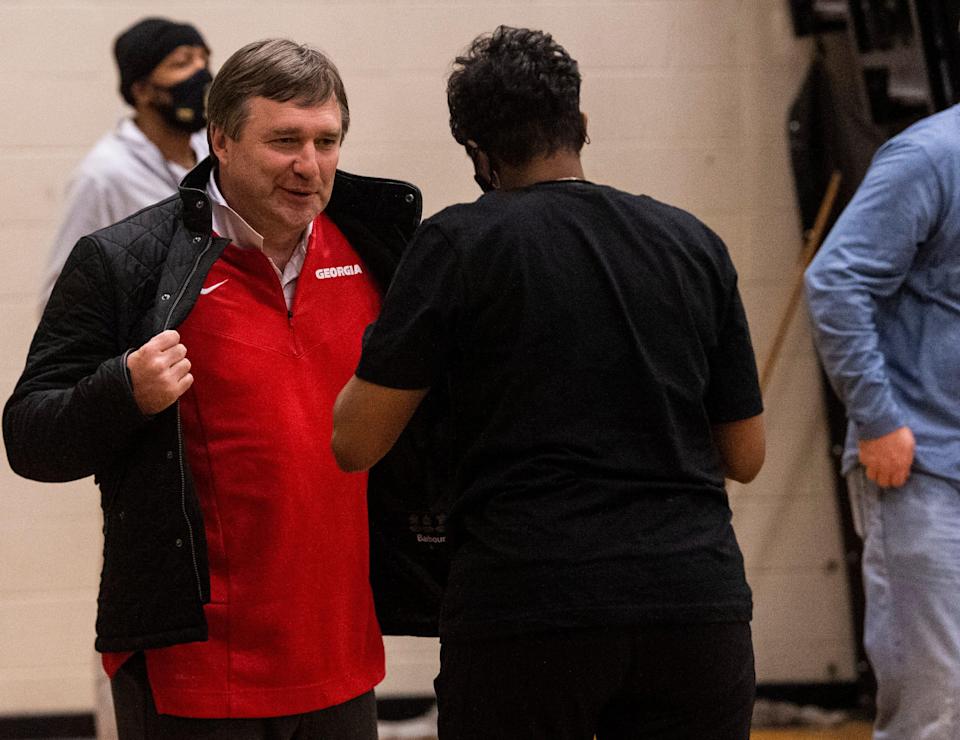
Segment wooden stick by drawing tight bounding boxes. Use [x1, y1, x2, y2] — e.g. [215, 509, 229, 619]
[759, 170, 842, 393]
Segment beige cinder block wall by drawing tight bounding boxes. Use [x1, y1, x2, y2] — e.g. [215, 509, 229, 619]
[0, 0, 854, 715]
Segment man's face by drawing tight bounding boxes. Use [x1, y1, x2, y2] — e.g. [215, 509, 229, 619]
[131, 44, 210, 132]
[211, 96, 343, 242]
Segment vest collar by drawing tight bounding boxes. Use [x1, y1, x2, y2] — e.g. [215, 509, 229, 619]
[177, 156, 423, 243]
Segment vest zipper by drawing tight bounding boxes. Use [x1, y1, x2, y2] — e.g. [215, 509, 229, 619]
[164, 236, 213, 330]
[177, 404, 205, 603]
[163, 235, 213, 605]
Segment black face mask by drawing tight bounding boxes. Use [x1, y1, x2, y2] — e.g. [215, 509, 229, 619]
[473, 171, 495, 193]
[467, 142, 499, 193]
[153, 68, 212, 133]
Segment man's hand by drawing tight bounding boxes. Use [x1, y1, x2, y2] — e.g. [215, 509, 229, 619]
[859, 425, 915, 488]
[126, 330, 193, 416]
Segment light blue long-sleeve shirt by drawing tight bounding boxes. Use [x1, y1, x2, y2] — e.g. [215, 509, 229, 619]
[38, 118, 208, 315]
[805, 105, 960, 482]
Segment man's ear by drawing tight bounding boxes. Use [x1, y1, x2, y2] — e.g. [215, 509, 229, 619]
[209, 125, 230, 164]
[130, 79, 152, 109]
[581, 111, 590, 145]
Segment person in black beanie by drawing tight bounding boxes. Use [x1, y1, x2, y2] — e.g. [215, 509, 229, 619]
[114, 17, 210, 131]
[38, 17, 211, 314]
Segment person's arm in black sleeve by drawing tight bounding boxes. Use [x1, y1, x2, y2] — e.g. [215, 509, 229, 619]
[703, 235, 765, 483]
[3, 236, 153, 482]
[332, 222, 459, 471]
[333, 379, 429, 471]
[713, 414, 765, 483]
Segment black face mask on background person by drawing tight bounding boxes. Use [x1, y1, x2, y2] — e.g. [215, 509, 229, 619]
[153, 68, 212, 133]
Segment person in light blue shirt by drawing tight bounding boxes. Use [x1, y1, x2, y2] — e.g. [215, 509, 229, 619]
[805, 104, 960, 740]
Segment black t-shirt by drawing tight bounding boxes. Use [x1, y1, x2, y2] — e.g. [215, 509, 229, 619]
[357, 180, 763, 640]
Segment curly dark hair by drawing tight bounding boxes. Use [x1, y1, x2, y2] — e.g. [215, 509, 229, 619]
[447, 26, 587, 167]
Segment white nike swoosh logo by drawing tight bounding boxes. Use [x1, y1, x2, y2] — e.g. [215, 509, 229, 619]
[200, 279, 229, 296]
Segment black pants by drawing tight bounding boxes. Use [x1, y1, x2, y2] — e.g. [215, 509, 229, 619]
[435, 622, 755, 740]
[110, 652, 378, 740]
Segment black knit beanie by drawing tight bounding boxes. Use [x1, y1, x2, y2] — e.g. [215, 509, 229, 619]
[114, 17, 208, 105]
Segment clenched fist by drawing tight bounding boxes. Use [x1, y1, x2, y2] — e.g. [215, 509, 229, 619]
[859, 425, 915, 489]
[127, 330, 193, 416]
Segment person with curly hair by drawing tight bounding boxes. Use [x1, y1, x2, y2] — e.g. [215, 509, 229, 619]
[333, 26, 765, 739]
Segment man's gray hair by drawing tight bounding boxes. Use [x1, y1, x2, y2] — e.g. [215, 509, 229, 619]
[207, 38, 349, 140]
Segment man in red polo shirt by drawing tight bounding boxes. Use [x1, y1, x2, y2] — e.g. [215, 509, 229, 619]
[5, 39, 424, 739]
